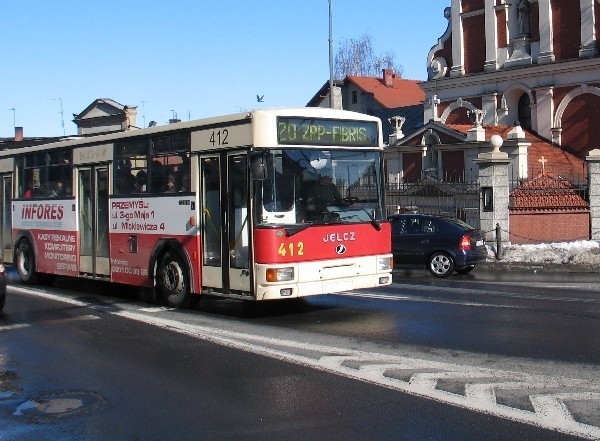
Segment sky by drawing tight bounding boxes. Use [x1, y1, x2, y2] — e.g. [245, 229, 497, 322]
[1, 0, 450, 138]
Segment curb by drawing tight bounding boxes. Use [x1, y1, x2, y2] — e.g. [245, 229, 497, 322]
[479, 261, 598, 273]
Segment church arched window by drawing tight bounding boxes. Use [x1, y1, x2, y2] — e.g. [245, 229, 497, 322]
[518, 93, 532, 130]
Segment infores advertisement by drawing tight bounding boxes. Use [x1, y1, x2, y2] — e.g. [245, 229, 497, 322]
[13, 200, 78, 276]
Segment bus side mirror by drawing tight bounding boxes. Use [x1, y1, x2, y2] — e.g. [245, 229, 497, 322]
[250, 152, 268, 180]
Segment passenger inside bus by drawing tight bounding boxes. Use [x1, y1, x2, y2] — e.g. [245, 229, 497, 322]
[50, 181, 65, 197]
[135, 170, 147, 192]
[180, 173, 191, 192]
[150, 160, 166, 192]
[116, 169, 137, 194]
[165, 174, 177, 192]
[305, 168, 342, 220]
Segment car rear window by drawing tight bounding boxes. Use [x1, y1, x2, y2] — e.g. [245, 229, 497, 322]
[443, 217, 474, 230]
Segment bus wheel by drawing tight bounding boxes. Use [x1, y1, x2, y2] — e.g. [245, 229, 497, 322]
[157, 251, 190, 309]
[16, 240, 38, 285]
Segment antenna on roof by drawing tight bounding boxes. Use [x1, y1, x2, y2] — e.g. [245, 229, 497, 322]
[141, 100, 146, 129]
[52, 98, 65, 136]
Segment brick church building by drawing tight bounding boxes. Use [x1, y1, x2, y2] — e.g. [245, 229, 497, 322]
[386, 0, 600, 243]
[429, 0, 600, 150]
[388, 0, 600, 184]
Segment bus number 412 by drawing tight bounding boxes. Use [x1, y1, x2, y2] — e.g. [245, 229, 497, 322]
[209, 129, 229, 146]
[278, 242, 304, 257]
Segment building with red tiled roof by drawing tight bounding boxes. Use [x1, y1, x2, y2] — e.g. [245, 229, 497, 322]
[307, 69, 424, 115]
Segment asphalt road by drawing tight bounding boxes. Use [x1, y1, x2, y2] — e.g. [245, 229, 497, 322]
[0, 268, 599, 440]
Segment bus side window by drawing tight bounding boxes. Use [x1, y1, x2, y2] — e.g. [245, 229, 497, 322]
[18, 150, 72, 198]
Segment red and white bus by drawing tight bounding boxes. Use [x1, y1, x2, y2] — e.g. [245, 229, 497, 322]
[0, 108, 392, 308]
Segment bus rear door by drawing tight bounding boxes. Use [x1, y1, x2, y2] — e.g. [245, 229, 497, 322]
[78, 166, 110, 277]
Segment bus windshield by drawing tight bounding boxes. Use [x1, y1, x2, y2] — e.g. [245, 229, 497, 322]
[254, 149, 384, 226]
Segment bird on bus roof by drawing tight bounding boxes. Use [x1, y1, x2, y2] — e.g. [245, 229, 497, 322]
[256, 95, 264, 103]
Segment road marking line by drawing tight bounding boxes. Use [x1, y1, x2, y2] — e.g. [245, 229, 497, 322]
[0, 323, 30, 332]
[408, 370, 513, 390]
[531, 393, 600, 422]
[531, 395, 575, 422]
[336, 291, 528, 309]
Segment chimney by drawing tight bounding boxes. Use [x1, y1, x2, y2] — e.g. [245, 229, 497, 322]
[15, 127, 23, 142]
[122, 105, 138, 130]
[383, 68, 395, 88]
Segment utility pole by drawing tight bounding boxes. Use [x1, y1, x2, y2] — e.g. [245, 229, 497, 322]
[328, 0, 334, 109]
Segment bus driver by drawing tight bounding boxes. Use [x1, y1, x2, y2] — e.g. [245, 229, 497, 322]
[306, 168, 341, 219]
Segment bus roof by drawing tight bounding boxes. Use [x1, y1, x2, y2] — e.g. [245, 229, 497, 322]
[0, 108, 383, 158]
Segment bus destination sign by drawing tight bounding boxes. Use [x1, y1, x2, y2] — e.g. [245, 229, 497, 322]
[277, 117, 378, 147]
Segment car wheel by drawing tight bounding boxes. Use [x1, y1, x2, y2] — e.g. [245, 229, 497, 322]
[455, 265, 475, 275]
[157, 251, 190, 309]
[427, 252, 454, 278]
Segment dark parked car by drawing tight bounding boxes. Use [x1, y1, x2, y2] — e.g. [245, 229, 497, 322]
[388, 213, 487, 277]
[0, 259, 5, 312]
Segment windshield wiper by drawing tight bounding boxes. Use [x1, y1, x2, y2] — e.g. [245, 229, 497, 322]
[284, 224, 312, 237]
[331, 207, 382, 231]
[363, 209, 382, 231]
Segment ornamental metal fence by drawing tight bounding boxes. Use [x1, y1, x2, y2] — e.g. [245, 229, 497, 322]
[385, 178, 481, 229]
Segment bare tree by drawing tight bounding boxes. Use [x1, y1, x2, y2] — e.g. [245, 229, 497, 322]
[334, 34, 403, 79]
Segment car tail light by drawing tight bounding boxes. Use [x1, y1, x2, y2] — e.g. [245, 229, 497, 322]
[459, 235, 471, 251]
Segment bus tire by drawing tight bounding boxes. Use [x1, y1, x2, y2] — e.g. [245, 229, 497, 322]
[157, 251, 190, 309]
[16, 240, 38, 285]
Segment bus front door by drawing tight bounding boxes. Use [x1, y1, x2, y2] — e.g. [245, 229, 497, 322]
[199, 155, 251, 296]
[78, 166, 110, 277]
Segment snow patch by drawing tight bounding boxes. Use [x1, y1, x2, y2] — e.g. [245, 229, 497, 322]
[488, 241, 600, 266]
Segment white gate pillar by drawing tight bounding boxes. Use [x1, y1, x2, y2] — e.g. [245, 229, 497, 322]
[474, 135, 511, 246]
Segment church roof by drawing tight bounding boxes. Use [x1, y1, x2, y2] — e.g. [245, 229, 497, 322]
[447, 124, 588, 182]
[509, 175, 589, 211]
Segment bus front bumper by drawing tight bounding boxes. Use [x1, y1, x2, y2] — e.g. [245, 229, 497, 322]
[254, 255, 392, 301]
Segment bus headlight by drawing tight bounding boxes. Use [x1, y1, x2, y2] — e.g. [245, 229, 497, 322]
[378, 256, 392, 272]
[266, 267, 294, 282]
